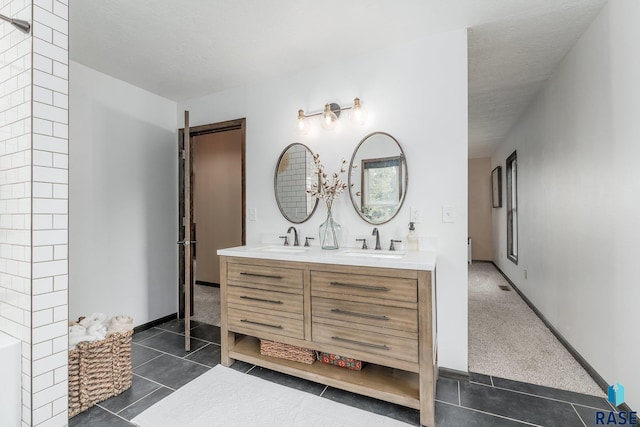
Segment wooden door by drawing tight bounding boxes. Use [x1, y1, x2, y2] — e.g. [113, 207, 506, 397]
[178, 111, 194, 350]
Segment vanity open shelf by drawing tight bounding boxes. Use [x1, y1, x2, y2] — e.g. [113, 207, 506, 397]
[218, 248, 437, 426]
[229, 335, 421, 408]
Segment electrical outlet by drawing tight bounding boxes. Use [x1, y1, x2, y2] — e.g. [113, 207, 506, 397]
[410, 207, 422, 223]
[442, 205, 455, 223]
[524, 269, 528, 280]
[249, 208, 257, 221]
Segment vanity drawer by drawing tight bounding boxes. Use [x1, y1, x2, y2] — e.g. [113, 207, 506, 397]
[312, 297, 417, 333]
[311, 271, 417, 303]
[312, 321, 418, 363]
[228, 285, 302, 315]
[228, 307, 303, 340]
[228, 262, 303, 292]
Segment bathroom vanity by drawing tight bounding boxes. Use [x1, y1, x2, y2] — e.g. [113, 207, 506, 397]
[218, 245, 437, 427]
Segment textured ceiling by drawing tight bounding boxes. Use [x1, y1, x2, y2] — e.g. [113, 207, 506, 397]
[467, 0, 606, 157]
[69, 0, 606, 158]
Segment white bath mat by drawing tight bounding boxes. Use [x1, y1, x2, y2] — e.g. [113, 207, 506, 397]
[131, 365, 414, 427]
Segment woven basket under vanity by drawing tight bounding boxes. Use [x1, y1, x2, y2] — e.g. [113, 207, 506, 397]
[68, 330, 134, 417]
[259, 339, 315, 364]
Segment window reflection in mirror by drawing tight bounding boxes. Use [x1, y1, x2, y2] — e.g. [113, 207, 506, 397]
[361, 156, 403, 222]
[349, 132, 407, 225]
[274, 143, 318, 223]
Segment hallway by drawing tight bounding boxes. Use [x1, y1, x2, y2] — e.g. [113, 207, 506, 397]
[191, 284, 221, 326]
[468, 262, 603, 397]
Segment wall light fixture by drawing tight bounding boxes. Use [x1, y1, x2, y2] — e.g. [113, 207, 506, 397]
[297, 97, 367, 134]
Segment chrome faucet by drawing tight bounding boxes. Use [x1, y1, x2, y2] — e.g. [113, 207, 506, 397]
[372, 227, 381, 250]
[287, 226, 299, 246]
[356, 238, 368, 250]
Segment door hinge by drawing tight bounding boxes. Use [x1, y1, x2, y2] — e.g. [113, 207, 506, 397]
[182, 217, 186, 226]
[181, 149, 186, 159]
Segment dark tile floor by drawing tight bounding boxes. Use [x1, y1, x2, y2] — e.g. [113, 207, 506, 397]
[69, 319, 621, 427]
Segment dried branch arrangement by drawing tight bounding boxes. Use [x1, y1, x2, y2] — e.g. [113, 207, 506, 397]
[307, 154, 350, 209]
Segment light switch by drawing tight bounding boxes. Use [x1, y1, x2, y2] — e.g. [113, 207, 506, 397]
[249, 208, 257, 221]
[442, 205, 455, 223]
[410, 207, 423, 223]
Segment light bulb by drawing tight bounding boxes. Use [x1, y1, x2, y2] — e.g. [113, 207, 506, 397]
[297, 109, 310, 135]
[321, 103, 338, 130]
[349, 97, 367, 127]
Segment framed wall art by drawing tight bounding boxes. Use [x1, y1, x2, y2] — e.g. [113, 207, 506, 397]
[491, 166, 502, 208]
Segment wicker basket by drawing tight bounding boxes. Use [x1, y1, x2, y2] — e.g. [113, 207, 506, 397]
[259, 339, 315, 364]
[68, 330, 134, 417]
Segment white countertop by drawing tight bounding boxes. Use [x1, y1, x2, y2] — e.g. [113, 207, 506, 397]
[217, 244, 436, 271]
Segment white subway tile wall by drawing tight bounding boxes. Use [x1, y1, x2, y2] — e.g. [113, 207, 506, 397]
[1, 0, 35, 424]
[1, 0, 69, 425]
[31, 0, 69, 424]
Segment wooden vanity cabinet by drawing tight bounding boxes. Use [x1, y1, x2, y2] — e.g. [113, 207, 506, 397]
[220, 256, 437, 427]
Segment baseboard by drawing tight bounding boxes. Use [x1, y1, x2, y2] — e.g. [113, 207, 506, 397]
[133, 313, 177, 334]
[439, 367, 470, 382]
[490, 262, 612, 397]
[196, 280, 220, 288]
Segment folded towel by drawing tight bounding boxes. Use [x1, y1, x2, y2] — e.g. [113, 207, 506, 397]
[107, 315, 134, 336]
[69, 325, 93, 350]
[69, 324, 85, 337]
[85, 323, 107, 341]
[69, 313, 132, 349]
[79, 312, 108, 328]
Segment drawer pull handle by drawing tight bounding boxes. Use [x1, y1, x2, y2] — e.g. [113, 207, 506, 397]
[329, 281, 390, 292]
[331, 309, 389, 321]
[240, 296, 283, 305]
[331, 336, 389, 350]
[240, 272, 283, 279]
[240, 319, 283, 329]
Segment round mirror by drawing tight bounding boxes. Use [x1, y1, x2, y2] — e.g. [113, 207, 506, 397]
[348, 132, 408, 224]
[274, 143, 318, 223]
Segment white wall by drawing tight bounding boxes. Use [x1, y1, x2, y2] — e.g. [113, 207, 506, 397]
[179, 30, 469, 371]
[492, 1, 639, 410]
[69, 62, 178, 327]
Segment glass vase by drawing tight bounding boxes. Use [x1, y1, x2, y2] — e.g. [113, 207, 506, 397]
[319, 205, 342, 250]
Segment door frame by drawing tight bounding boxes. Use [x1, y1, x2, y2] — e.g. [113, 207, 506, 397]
[178, 118, 246, 318]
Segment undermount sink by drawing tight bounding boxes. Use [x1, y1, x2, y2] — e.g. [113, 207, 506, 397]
[339, 249, 405, 259]
[254, 245, 310, 254]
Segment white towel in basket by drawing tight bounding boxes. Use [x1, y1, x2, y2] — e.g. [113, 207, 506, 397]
[107, 315, 134, 336]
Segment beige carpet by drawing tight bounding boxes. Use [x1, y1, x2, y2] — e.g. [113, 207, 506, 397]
[468, 262, 604, 396]
[191, 284, 221, 326]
